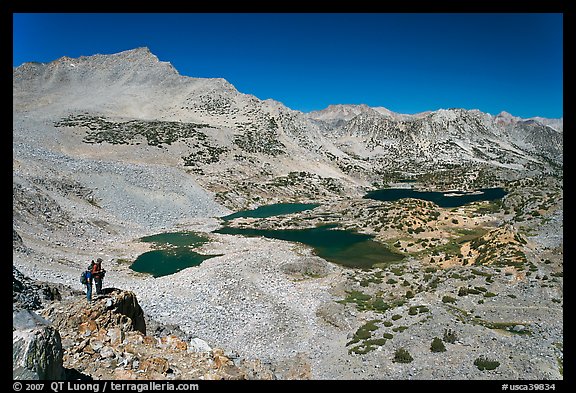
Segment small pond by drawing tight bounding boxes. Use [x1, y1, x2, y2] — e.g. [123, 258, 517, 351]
[129, 231, 221, 277]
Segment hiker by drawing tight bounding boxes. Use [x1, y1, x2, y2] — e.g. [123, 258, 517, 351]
[91, 258, 106, 295]
[84, 260, 95, 302]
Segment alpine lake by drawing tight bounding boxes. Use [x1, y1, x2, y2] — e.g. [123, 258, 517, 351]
[129, 232, 222, 277]
[130, 188, 507, 277]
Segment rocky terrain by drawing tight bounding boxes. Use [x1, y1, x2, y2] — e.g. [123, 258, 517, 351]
[13, 47, 563, 380]
[13, 267, 277, 380]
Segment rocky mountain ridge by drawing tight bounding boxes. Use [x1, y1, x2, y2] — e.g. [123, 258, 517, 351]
[14, 47, 562, 185]
[13, 48, 562, 215]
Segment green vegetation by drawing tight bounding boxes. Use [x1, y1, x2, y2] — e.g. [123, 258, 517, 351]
[337, 291, 395, 313]
[474, 200, 502, 215]
[54, 114, 231, 169]
[267, 171, 344, 196]
[233, 116, 285, 156]
[338, 290, 371, 307]
[347, 320, 381, 346]
[430, 337, 446, 352]
[347, 320, 389, 355]
[182, 145, 228, 166]
[442, 295, 457, 304]
[454, 228, 488, 243]
[458, 286, 481, 296]
[474, 356, 500, 371]
[191, 93, 237, 116]
[56, 114, 211, 147]
[471, 268, 492, 277]
[393, 348, 414, 363]
[408, 305, 429, 315]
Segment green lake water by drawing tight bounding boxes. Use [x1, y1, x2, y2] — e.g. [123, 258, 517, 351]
[219, 203, 404, 268]
[131, 202, 408, 276]
[129, 189, 508, 276]
[214, 224, 404, 269]
[129, 231, 221, 277]
[221, 202, 320, 221]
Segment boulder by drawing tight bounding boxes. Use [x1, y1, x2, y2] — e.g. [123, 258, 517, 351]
[13, 310, 65, 380]
[189, 337, 212, 353]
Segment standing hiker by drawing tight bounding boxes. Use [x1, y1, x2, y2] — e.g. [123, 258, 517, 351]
[91, 258, 106, 296]
[82, 260, 95, 302]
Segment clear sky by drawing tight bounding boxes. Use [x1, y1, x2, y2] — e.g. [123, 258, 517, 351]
[13, 13, 563, 119]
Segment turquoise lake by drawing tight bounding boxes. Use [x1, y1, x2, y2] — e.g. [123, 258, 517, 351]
[363, 187, 507, 208]
[130, 188, 507, 277]
[129, 231, 221, 277]
[221, 202, 320, 221]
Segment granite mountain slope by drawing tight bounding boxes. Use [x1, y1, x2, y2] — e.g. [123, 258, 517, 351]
[14, 47, 562, 210]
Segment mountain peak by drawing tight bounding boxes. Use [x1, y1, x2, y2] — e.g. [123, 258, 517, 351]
[496, 111, 518, 120]
[127, 46, 152, 54]
[115, 46, 155, 59]
[308, 104, 376, 121]
[13, 46, 183, 95]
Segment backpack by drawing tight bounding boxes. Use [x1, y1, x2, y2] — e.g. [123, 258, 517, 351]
[80, 270, 91, 284]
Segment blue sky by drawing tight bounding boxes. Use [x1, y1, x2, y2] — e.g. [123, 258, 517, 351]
[13, 13, 563, 118]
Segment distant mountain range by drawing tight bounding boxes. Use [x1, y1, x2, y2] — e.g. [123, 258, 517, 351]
[13, 47, 563, 209]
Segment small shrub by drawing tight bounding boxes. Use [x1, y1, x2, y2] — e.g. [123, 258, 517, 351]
[442, 295, 457, 304]
[371, 298, 390, 313]
[365, 338, 387, 346]
[393, 348, 413, 363]
[474, 356, 500, 370]
[431, 337, 446, 352]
